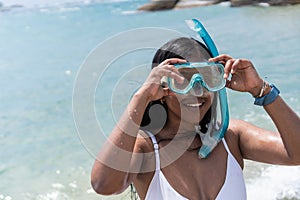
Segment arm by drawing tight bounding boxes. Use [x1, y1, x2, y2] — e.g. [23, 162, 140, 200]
[263, 96, 300, 164]
[210, 55, 300, 165]
[91, 91, 149, 195]
[91, 58, 186, 195]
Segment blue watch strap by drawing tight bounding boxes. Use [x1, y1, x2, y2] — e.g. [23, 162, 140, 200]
[254, 84, 280, 106]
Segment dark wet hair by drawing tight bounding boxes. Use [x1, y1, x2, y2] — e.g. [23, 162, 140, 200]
[140, 37, 213, 132]
[152, 37, 212, 68]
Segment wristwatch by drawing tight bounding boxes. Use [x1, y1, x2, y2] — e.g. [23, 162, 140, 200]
[254, 84, 280, 106]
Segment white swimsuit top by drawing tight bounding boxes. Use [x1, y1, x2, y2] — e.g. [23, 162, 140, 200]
[145, 131, 247, 200]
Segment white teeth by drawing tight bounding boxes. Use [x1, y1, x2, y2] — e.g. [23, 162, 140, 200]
[186, 103, 203, 107]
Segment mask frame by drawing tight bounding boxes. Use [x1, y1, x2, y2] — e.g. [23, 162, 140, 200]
[168, 62, 226, 96]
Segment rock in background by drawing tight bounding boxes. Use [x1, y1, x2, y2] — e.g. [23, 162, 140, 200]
[138, 0, 300, 11]
[231, 0, 300, 6]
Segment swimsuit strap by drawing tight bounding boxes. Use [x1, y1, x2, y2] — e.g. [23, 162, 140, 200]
[146, 131, 160, 170]
[221, 138, 230, 154]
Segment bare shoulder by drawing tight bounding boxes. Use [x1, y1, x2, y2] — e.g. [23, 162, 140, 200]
[224, 119, 249, 168]
[135, 130, 157, 170]
[133, 131, 157, 198]
[135, 130, 155, 153]
[225, 118, 248, 143]
[227, 118, 260, 140]
[226, 118, 264, 155]
[228, 119, 251, 134]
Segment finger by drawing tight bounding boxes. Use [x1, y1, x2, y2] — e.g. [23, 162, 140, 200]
[164, 64, 181, 75]
[231, 58, 254, 74]
[225, 79, 232, 89]
[160, 58, 187, 65]
[209, 54, 233, 62]
[159, 64, 182, 78]
[159, 67, 184, 83]
[223, 59, 235, 79]
[218, 60, 226, 66]
[231, 59, 242, 74]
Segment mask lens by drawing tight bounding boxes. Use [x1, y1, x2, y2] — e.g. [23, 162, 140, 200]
[178, 67, 199, 81]
[170, 76, 190, 90]
[199, 65, 225, 90]
[168, 62, 225, 94]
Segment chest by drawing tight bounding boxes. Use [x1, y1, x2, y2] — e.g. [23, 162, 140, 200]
[136, 142, 229, 200]
[162, 148, 228, 199]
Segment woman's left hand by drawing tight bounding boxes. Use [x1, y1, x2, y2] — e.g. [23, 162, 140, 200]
[209, 54, 263, 96]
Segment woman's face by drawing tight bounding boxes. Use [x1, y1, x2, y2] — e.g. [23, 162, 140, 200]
[159, 43, 215, 128]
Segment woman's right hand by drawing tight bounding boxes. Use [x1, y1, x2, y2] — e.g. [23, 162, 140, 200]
[137, 58, 186, 101]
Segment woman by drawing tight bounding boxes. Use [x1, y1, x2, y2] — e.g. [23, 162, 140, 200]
[91, 37, 300, 199]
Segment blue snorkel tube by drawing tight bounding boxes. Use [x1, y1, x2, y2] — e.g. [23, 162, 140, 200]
[186, 19, 229, 158]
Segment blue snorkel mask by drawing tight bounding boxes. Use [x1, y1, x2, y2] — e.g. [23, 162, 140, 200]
[168, 62, 226, 97]
[170, 19, 229, 158]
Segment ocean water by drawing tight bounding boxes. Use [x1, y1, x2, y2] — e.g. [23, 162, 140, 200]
[0, 1, 300, 199]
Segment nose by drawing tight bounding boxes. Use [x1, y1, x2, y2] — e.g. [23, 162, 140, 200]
[190, 81, 204, 96]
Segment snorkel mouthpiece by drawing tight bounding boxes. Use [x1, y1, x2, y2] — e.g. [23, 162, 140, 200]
[185, 19, 219, 58]
[186, 19, 229, 158]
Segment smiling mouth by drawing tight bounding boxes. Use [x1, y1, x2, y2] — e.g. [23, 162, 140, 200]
[185, 102, 204, 108]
